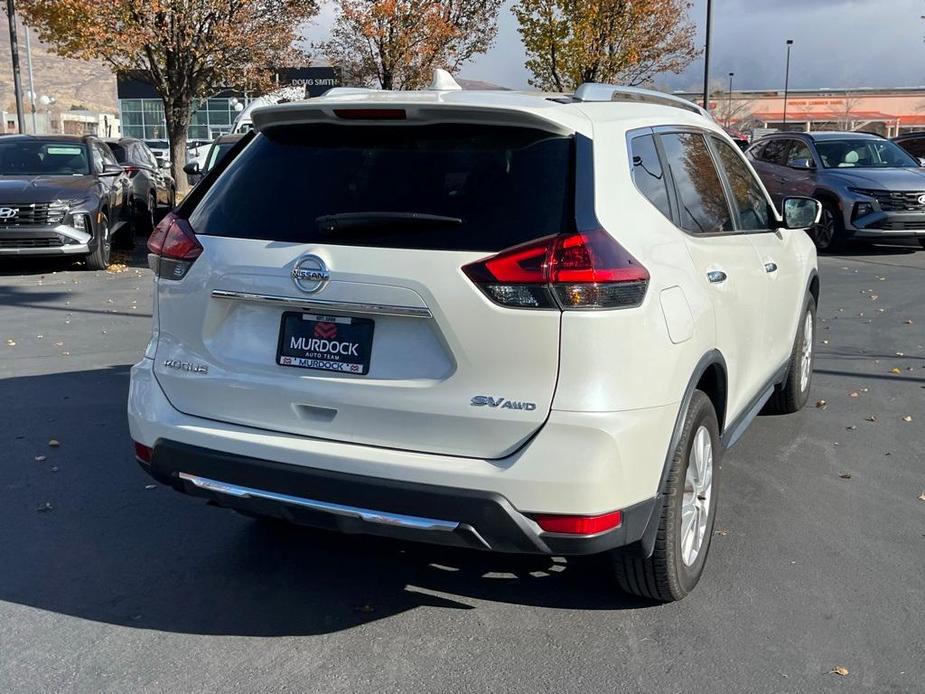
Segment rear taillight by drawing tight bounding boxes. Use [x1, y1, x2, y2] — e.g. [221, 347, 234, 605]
[147, 212, 202, 280]
[122, 165, 140, 174]
[462, 229, 649, 310]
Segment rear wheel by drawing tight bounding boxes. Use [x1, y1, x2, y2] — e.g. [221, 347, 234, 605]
[611, 391, 720, 602]
[85, 214, 111, 271]
[810, 201, 845, 253]
[767, 295, 816, 414]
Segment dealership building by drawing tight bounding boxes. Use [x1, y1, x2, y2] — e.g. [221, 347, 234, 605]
[116, 67, 340, 141]
[682, 86, 925, 136]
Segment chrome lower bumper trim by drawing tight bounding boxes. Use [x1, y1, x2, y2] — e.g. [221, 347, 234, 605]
[178, 472, 460, 532]
[210, 289, 433, 318]
[0, 244, 89, 256]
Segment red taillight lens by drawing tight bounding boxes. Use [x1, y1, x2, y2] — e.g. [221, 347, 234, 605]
[531, 510, 623, 535]
[122, 165, 140, 174]
[147, 212, 202, 280]
[462, 229, 648, 310]
[133, 441, 153, 464]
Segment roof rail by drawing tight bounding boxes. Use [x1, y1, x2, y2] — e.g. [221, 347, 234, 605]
[573, 83, 712, 119]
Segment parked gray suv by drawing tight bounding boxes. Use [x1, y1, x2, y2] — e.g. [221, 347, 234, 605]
[747, 131, 925, 251]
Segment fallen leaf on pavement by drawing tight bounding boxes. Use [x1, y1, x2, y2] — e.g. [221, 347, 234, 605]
[849, 392, 859, 398]
[839, 473, 852, 479]
[34, 455, 46, 463]
[903, 416, 912, 422]
[830, 666, 849, 677]
[846, 425, 856, 431]
[48, 439, 60, 448]
[145, 484, 157, 490]
[889, 368, 902, 374]
[36, 502, 53, 512]
[866, 416, 878, 422]
[816, 400, 827, 409]
[919, 492, 925, 502]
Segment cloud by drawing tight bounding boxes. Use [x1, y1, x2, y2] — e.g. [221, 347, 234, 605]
[307, 0, 925, 92]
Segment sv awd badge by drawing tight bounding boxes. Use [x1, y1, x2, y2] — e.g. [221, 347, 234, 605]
[470, 395, 537, 411]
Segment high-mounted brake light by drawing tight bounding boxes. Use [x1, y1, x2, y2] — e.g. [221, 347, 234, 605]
[334, 108, 407, 120]
[147, 212, 202, 280]
[531, 510, 623, 535]
[462, 229, 648, 310]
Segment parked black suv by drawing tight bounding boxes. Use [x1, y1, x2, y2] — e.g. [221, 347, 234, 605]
[105, 137, 176, 234]
[748, 131, 925, 251]
[0, 135, 131, 269]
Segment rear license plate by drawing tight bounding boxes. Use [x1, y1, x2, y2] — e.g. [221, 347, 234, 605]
[277, 312, 374, 374]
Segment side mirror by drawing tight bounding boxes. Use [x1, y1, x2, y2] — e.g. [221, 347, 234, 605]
[101, 163, 123, 176]
[789, 158, 814, 170]
[780, 197, 822, 229]
[182, 161, 200, 175]
[159, 158, 172, 170]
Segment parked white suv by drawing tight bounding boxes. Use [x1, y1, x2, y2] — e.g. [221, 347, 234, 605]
[129, 75, 821, 602]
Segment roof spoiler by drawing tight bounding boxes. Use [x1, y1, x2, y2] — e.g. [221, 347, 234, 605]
[573, 83, 712, 119]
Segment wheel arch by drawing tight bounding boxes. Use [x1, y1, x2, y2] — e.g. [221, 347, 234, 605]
[638, 350, 727, 557]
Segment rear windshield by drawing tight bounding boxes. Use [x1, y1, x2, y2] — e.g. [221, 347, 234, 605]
[188, 124, 574, 252]
[107, 143, 128, 162]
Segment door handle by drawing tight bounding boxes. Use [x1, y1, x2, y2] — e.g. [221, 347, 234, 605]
[707, 270, 727, 284]
[764, 262, 778, 273]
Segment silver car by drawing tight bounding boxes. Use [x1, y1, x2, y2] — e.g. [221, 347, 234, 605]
[747, 131, 925, 251]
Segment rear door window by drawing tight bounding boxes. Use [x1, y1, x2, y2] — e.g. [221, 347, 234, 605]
[629, 134, 671, 220]
[188, 124, 574, 252]
[659, 132, 733, 234]
[786, 140, 813, 166]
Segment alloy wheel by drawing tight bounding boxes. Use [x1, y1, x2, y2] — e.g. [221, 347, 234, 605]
[681, 425, 713, 567]
[813, 209, 835, 249]
[800, 310, 813, 392]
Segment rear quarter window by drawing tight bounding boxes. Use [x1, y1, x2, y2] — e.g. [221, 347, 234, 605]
[629, 134, 671, 220]
[187, 124, 575, 252]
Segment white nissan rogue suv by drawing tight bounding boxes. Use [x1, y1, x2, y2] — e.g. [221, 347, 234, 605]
[129, 75, 821, 602]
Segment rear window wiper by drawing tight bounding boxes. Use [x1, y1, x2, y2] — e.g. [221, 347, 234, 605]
[316, 212, 463, 233]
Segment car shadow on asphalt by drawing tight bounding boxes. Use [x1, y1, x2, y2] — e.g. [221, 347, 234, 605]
[0, 365, 650, 638]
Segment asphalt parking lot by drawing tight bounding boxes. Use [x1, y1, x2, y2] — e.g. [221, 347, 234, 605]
[1, 244, 923, 693]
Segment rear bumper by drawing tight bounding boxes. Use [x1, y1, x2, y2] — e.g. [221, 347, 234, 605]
[128, 357, 676, 553]
[142, 439, 655, 555]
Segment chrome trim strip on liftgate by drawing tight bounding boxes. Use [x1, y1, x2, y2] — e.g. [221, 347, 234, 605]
[211, 289, 433, 318]
[178, 472, 460, 532]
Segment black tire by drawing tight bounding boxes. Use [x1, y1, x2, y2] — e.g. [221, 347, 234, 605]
[85, 214, 111, 271]
[810, 200, 845, 253]
[919, 238, 925, 249]
[767, 295, 816, 414]
[612, 391, 721, 602]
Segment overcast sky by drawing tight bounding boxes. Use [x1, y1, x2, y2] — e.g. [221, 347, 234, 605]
[306, 0, 925, 91]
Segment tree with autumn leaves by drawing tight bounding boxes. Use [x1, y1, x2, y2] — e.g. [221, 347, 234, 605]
[513, 0, 700, 92]
[320, 0, 502, 90]
[18, 0, 318, 192]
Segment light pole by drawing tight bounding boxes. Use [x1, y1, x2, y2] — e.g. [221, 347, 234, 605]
[5, 0, 26, 133]
[782, 39, 794, 128]
[24, 20, 36, 133]
[702, 0, 712, 112]
[726, 72, 734, 128]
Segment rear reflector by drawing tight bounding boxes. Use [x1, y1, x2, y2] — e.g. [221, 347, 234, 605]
[531, 510, 623, 535]
[133, 441, 153, 464]
[147, 212, 202, 280]
[334, 108, 407, 120]
[462, 229, 648, 310]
